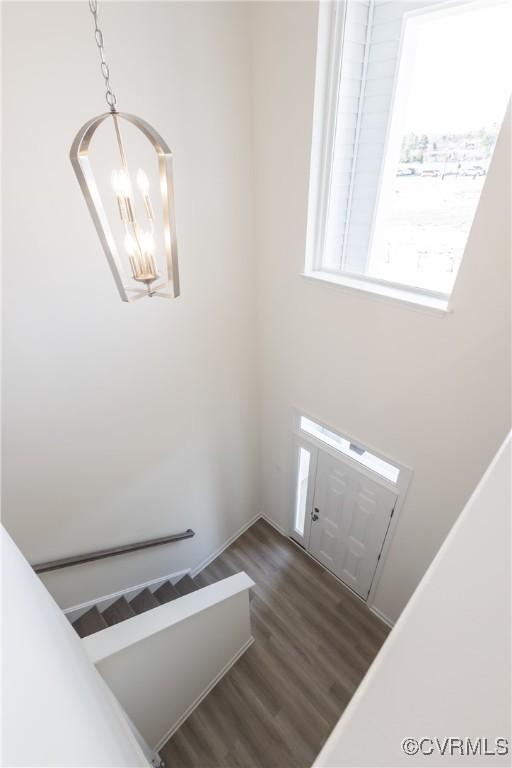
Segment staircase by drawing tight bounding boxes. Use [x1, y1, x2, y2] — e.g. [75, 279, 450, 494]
[72, 574, 201, 638]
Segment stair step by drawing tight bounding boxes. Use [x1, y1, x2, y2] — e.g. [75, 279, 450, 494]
[102, 597, 136, 626]
[154, 580, 180, 604]
[130, 588, 160, 615]
[175, 574, 199, 596]
[73, 606, 108, 638]
[192, 571, 211, 589]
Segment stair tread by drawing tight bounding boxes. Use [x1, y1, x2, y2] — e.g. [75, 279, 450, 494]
[175, 574, 199, 596]
[102, 597, 136, 626]
[73, 606, 108, 638]
[192, 572, 212, 589]
[154, 580, 181, 604]
[130, 588, 160, 614]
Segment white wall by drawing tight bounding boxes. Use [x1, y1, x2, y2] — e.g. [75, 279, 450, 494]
[314, 434, 511, 767]
[250, 1, 511, 623]
[2, 1, 510, 626]
[83, 572, 254, 751]
[1, 527, 149, 768]
[1, 2, 259, 607]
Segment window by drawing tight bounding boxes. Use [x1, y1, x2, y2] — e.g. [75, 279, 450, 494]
[300, 416, 400, 483]
[294, 446, 311, 536]
[306, 0, 510, 306]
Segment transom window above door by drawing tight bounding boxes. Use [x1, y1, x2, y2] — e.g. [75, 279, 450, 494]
[305, 0, 511, 310]
[299, 416, 400, 483]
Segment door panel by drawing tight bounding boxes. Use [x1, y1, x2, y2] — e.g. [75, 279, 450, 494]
[309, 450, 397, 599]
[308, 455, 353, 574]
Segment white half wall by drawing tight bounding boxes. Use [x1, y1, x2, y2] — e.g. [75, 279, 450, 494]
[1, 2, 259, 607]
[1, 527, 149, 768]
[83, 572, 255, 751]
[314, 434, 511, 767]
[250, 1, 511, 623]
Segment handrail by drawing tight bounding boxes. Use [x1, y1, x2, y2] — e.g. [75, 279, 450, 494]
[33, 529, 195, 574]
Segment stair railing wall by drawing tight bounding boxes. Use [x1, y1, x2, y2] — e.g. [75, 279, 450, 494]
[82, 572, 255, 751]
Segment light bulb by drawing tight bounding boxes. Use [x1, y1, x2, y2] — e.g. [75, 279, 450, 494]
[111, 169, 120, 193]
[118, 170, 132, 197]
[140, 230, 155, 255]
[124, 233, 136, 256]
[137, 169, 150, 195]
[111, 168, 132, 197]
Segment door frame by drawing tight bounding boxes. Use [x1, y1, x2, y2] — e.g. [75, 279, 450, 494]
[288, 408, 413, 614]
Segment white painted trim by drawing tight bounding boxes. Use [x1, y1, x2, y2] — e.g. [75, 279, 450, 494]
[189, 512, 261, 578]
[63, 512, 261, 621]
[289, 408, 413, 612]
[340, 0, 374, 273]
[369, 605, 394, 629]
[83, 572, 256, 664]
[288, 533, 363, 600]
[296, 413, 402, 488]
[287, 530, 392, 630]
[260, 512, 390, 630]
[301, 271, 451, 316]
[366, 468, 412, 610]
[180, 503, 391, 631]
[259, 513, 288, 538]
[153, 636, 255, 752]
[64, 508, 395, 633]
[289, 437, 318, 548]
[63, 568, 191, 623]
[305, 0, 348, 273]
[305, 0, 490, 304]
[292, 407, 413, 497]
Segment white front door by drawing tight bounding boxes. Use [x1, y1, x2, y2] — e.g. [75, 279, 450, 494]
[308, 450, 397, 600]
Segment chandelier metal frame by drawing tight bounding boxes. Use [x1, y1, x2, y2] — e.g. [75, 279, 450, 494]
[70, 0, 179, 302]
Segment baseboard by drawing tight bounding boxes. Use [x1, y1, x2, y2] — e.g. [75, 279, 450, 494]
[283, 527, 395, 630]
[63, 568, 191, 623]
[197, 511, 395, 631]
[63, 512, 263, 622]
[153, 635, 255, 752]
[189, 513, 261, 578]
[369, 605, 395, 628]
[259, 512, 288, 537]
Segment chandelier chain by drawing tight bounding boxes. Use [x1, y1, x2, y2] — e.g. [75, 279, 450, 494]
[88, 0, 117, 111]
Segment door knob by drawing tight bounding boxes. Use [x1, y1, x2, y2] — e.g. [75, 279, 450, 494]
[312, 507, 319, 522]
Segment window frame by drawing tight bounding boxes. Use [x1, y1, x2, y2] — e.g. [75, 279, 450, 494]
[299, 415, 401, 484]
[304, 0, 502, 311]
[290, 435, 318, 549]
[293, 444, 313, 537]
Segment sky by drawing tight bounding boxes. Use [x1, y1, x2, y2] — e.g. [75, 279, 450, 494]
[401, 1, 512, 134]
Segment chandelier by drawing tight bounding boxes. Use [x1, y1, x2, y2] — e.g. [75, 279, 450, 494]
[70, 0, 179, 302]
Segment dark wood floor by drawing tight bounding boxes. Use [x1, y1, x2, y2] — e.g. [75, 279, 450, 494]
[161, 518, 389, 768]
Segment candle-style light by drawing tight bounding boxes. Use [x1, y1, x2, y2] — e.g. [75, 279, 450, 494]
[70, 0, 179, 302]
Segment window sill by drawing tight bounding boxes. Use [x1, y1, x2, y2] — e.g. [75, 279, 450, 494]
[301, 271, 451, 316]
